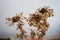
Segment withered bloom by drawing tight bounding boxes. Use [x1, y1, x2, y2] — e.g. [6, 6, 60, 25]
[37, 6, 54, 17]
[27, 6, 54, 40]
[27, 13, 42, 27]
[6, 13, 26, 40]
[5, 6, 54, 40]
[6, 13, 25, 26]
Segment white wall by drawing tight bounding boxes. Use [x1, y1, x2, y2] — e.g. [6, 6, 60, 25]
[0, 0, 60, 40]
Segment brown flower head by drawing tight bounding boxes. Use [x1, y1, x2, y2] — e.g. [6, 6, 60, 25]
[6, 12, 25, 26]
[5, 6, 54, 40]
[27, 6, 54, 40]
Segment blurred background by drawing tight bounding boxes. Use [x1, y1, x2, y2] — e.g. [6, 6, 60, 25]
[0, 0, 60, 40]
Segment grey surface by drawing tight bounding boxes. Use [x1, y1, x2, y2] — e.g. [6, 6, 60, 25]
[0, 0, 60, 40]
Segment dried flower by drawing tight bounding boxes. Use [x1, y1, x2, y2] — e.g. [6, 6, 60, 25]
[27, 6, 54, 40]
[6, 13, 26, 40]
[6, 13, 25, 26]
[5, 6, 54, 40]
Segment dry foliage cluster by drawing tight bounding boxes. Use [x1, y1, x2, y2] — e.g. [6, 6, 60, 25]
[6, 6, 54, 40]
